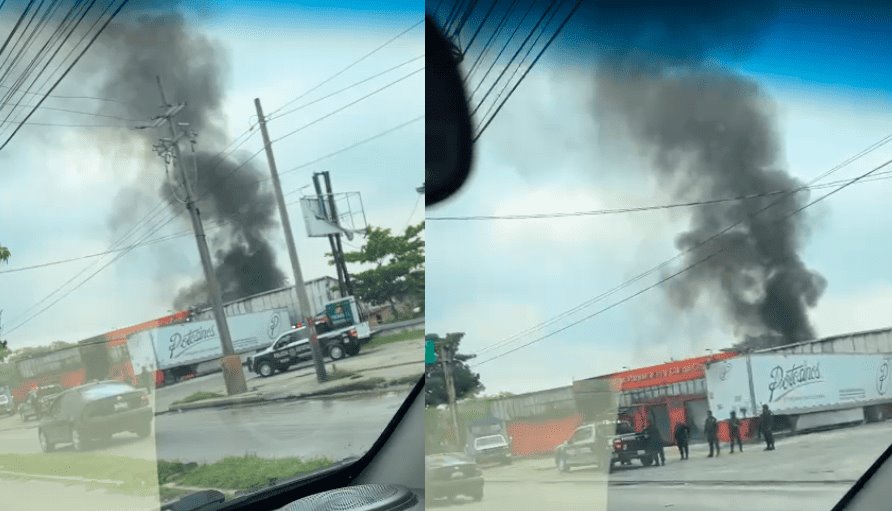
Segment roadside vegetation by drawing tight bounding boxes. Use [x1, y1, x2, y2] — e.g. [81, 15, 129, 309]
[367, 328, 422, 348]
[158, 455, 333, 490]
[0, 453, 158, 496]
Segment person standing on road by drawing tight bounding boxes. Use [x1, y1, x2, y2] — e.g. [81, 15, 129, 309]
[728, 411, 743, 453]
[704, 410, 720, 458]
[645, 422, 665, 466]
[674, 422, 690, 460]
[760, 404, 776, 451]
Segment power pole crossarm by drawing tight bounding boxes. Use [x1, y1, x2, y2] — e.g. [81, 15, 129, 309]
[255, 97, 327, 383]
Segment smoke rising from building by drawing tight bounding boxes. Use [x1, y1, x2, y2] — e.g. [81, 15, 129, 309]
[94, 10, 286, 309]
[583, 1, 825, 347]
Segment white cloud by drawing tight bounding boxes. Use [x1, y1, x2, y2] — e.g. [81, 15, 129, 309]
[810, 284, 892, 337]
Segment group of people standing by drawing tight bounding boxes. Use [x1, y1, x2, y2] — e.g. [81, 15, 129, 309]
[661, 404, 777, 462]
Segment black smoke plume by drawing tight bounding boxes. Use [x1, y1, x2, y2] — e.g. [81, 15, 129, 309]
[93, 10, 286, 309]
[582, 1, 825, 347]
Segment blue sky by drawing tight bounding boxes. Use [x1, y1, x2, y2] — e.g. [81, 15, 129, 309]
[0, 4, 423, 348]
[426, 3, 892, 394]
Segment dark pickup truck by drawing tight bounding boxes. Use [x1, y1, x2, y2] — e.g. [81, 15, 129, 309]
[555, 420, 655, 473]
[246, 324, 364, 378]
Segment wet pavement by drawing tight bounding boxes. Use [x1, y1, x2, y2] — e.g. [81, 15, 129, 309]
[432, 420, 892, 510]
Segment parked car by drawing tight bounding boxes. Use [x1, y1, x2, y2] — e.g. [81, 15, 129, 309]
[468, 434, 512, 465]
[0, 394, 13, 416]
[37, 380, 152, 452]
[555, 420, 652, 473]
[425, 453, 484, 503]
[19, 384, 64, 422]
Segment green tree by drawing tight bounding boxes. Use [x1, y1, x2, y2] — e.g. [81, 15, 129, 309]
[0, 244, 9, 263]
[333, 222, 424, 316]
[424, 344, 485, 408]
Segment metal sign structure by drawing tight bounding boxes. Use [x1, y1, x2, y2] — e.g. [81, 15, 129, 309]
[299, 191, 368, 240]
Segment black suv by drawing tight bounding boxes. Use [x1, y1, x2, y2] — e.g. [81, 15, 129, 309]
[38, 381, 152, 452]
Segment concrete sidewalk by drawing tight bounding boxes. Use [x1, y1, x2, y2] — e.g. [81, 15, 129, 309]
[162, 339, 424, 412]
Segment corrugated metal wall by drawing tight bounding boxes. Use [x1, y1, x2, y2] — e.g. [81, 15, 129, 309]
[191, 280, 347, 324]
[758, 327, 892, 355]
[487, 386, 576, 421]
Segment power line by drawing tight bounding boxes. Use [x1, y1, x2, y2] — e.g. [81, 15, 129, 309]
[464, 0, 500, 54]
[476, 0, 577, 139]
[428, 169, 892, 221]
[472, 134, 892, 358]
[271, 68, 422, 145]
[470, 0, 559, 118]
[467, 0, 538, 109]
[0, 0, 98, 139]
[473, 250, 721, 367]
[280, 114, 424, 189]
[464, 0, 520, 82]
[266, 18, 423, 118]
[474, 156, 892, 366]
[267, 53, 425, 121]
[0, 99, 139, 121]
[0, 83, 125, 104]
[0, 0, 129, 152]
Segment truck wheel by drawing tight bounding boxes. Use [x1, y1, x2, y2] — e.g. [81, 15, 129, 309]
[328, 343, 346, 361]
[470, 487, 484, 501]
[641, 455, 654, 467]
[257, 361, 274, 378]
[346, 344, 361, 357]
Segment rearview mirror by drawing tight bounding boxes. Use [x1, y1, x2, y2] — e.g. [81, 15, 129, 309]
[425, 14, 473, 207]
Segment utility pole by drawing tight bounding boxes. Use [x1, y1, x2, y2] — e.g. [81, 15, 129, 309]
[322, 171, 354, 297]
[312, 173, 346, 297]
[435, 333, 464, 448]
[254, 98, 327, 383]
[152, 77, 247, 395]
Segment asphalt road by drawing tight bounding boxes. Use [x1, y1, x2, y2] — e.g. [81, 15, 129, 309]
[155, 391, 407, 463]
[430, 420, 892, 510]
[0, 390, 409, 463]
[435, 482, 850, 511]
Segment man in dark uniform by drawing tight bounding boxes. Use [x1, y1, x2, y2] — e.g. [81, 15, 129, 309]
[704, 410, 720, 457]
[760, 404, 776, 451]
[729, 411, 743, 453]
[645, 422, 665, 466]
[674, 421, 690, 460]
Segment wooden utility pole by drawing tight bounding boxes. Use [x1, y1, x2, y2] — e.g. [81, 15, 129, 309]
[435, 333, 464, 448]
[254, 98, 327, 383]
[152, 77, 247, 395]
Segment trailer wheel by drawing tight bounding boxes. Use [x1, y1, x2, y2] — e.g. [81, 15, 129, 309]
[328, 343, 346, 361]
[257, 361, 274, 378]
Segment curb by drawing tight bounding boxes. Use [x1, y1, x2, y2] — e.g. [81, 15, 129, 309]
[0, 468, 125, 486]
[161, 381, 419, 414]
[168, 392, 265, 412]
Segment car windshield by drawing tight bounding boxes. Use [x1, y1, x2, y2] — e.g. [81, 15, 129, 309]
[427, 3, 892, 510]
[0, 3, 423, 510]
[475, 435, 506, 448]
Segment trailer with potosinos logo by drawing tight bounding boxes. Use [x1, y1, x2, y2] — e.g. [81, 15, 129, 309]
[705, 352, 892, 433]
[126, 308, 291, 383]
